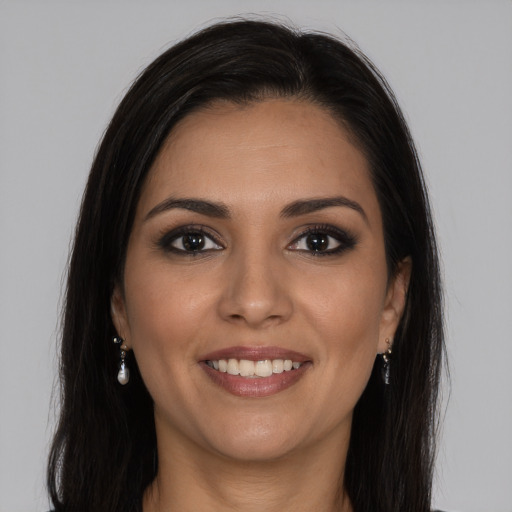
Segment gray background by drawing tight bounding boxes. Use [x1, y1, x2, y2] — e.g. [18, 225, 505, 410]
[1, 1, 511, 511]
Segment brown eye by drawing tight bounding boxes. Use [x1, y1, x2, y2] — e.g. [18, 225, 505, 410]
[180, 233, 206, 252]
[158, 227, 223, 254]
[288, 225, 357, 256]
[170, 232, 222, 252]
[305, 233, 330, 252]
[291, 231, 341, 253]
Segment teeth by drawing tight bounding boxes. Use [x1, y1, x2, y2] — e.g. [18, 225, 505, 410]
[239, 359, 255, 377]
[255, 360, 273, 377]
[206, 358, 303, 377]
[272, 359, 284, 374]
[227, 358, 239, 375]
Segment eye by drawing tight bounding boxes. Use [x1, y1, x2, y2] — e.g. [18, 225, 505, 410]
[158, 227, 223, 255]
[288, 225, 356, 256]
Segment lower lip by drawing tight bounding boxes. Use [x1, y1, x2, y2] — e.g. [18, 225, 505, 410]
[200, 362, 311, 397]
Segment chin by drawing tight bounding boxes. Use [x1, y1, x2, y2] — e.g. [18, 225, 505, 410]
[213, 436, 299, 463]
[201, 415, 304, 462]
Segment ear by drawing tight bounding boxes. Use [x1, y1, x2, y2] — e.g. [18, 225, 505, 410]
[377, 257, 412, 353]
[111, 284, 131, 349]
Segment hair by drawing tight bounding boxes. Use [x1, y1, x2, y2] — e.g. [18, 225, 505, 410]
[48, 18, 444, 512]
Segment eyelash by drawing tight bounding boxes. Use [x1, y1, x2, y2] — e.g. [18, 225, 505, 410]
[156, 224, 357, 257]
[288, 224, 357, 257]
[156, 225, 223, 256]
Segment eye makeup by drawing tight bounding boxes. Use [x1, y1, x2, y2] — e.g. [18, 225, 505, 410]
[154, 221, 357, 259]
[155, 224, 224, 256]
[287, 224, 358, 257]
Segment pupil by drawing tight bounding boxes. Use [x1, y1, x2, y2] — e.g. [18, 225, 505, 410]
[306, 233, 328, 252]
[183, 233, 204, 251]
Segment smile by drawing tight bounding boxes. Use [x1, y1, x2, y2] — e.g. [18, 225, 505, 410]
[199, 346, 311, 398]
[205, 358, 303, 377]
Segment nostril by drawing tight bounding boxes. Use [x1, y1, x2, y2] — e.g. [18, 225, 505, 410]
[219, 282, 294, 327]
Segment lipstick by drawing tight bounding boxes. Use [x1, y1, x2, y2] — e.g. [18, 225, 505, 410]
[199, 346, 311, 398]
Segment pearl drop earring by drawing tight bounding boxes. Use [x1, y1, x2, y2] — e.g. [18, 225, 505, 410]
[113, 336, 130, 385]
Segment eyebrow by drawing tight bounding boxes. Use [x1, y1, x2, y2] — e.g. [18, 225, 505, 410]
[144, 198, 231, 221]
[280, 196, 368, 224]
[144, 195, 368, 224]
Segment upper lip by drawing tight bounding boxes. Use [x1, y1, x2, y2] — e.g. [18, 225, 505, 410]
[200, 346, 311, 363]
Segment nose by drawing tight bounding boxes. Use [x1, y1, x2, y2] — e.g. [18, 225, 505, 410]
[217, 247, 293, 329]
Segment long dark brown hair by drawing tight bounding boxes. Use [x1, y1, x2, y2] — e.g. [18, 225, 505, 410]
[48, 19, 444, 512]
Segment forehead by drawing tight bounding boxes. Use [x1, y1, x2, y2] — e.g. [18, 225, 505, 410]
[139, 99, 379, 219]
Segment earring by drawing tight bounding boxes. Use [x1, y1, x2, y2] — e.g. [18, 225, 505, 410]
[113, 336, 130, 385]
[381, 338, 392, 385]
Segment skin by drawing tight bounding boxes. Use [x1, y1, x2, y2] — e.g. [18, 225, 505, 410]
[111, 99, 410, 512]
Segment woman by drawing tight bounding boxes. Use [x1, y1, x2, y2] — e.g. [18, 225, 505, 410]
[47, 19, 444, 512]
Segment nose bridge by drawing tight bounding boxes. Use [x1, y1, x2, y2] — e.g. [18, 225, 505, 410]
[218, 241, 292, 327]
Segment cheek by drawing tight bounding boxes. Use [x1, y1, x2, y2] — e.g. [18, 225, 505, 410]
[122, 277, 218, 437]
[306, 262, 386, 341]
[122, 257, 218, 390]
[124, 251, 216, 336]
[300, 261, 387, 388]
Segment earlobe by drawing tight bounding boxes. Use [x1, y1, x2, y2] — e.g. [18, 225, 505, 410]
[111, 284, 130, 348]
[378, 257, 412, 353]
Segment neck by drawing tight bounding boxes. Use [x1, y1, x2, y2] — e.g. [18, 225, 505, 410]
[143, 422, 353, 512]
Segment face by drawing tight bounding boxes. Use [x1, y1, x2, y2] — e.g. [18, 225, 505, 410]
[112, 99, 409, 462]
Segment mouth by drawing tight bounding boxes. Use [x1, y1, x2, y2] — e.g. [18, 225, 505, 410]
[199, 346, 312, 397]
[204, 358, 304, 377]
